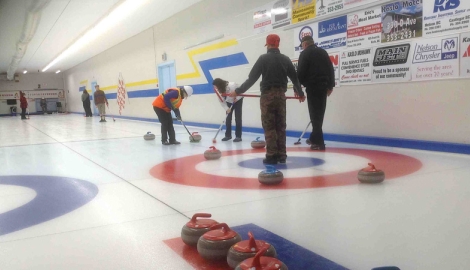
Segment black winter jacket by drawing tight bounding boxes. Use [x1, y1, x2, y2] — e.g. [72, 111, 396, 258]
[236, 48, 304, 97]
[297, 44, 335, 90]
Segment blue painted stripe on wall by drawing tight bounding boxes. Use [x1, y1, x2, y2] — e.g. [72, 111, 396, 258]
[79, 86, 86, 92]
[193, 52, 249, 95]
[69, 112, 470, 155]
[127, 88, 159, 98]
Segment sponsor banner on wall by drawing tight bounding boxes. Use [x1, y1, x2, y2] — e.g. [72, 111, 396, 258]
[293, 24, 315, 57]
[253, 2, 273, 34]
[339, 47, 373, 84]
[423, 0, 470, 37]
[0, 91, 20, 100]
[460, 32, 470, 77]
[272, 0, 291, 29]
[293, 15, 346, 56]
[411, 35, 460, 81]
[316, 15, 348, 50]
[347, 6, 382, 48]
[316, 0, 344, 17]
[27, 90, 64, 99]
[292, 0, 316, 24]
[329, 52, 341, 87]
[372, 43, 412, 82]
[381, 0, 423, 43]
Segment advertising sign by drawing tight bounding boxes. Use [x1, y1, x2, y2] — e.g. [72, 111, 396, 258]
[254, 2, 273, 34]
[292, 0, 316, 24]
[347, 6, 382, 48]
[381, 0, 423, 43]
[272, 0, 291, 29]
[423, 0, 470, 37]
[411, 35, 460, 81]
[316, 0, 344, 17]
[339, 47, 373, 84]
[460, 32, 470, 77]
[372, 43, 412, 82]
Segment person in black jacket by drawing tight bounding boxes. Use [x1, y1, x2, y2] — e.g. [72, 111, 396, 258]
[297, 35, 335, 150]
[81, 90, 92, 117]
[230, 34, 305, 164]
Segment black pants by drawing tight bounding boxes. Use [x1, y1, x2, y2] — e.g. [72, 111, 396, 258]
[225, 98, 243, 138]
[154, 106, 175, 142]
[83, 101, 92, 117]
[21, 108, 27, 119]
[307, 88, 328, 146]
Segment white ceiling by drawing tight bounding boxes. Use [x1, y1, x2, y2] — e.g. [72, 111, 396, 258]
[0, 0, 202, 75]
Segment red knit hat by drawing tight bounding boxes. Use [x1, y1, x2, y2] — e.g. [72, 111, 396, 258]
[265, 34, 280, 48]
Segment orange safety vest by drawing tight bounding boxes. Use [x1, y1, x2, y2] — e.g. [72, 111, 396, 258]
[152, 87, 183, 112]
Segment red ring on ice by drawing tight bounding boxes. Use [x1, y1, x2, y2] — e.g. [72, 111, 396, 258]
[149, 147, 422, 190]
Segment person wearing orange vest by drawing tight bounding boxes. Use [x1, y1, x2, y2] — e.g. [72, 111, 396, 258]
[152, 86, 193, 145]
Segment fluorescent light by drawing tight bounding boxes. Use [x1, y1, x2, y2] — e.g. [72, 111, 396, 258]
[55, 70, 61, 73]
[42, 0, 147, 72]
[23, 70, 27, 74]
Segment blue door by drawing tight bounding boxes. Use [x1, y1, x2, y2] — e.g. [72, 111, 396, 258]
[157, 61, 177, 117]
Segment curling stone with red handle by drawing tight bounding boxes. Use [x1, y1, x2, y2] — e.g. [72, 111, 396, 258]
[190, 132, 202, 142]
[258, 165, 283, 185]
[204, 146, 222, 160]
[251, 137, 266, 149]
[358, 163, 385, 183]
[181, 213, 219, 246]
[235, 246, 288, 270]
[227, 231, 277, 269]
[197, 223, 242, 261]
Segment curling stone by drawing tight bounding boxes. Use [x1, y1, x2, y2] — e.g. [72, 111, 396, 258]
[227, 231, 277, 269]
[235, 246, 288, 270]
[190, 132, 202, 142]
[251, 137, 266, 149]
[143, 132, 155, 140]
[258, 165, 283, 185]
[358, 163, 385, 184]
[181, 213, 219, 246]
[197, 223, 242, 261]
[204, 146, 222, 160]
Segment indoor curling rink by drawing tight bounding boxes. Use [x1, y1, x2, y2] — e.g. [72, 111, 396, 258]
[1, 114, 469, 270]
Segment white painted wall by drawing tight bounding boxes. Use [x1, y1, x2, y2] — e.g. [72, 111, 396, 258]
[0, 73, 64, 114]
[64, 0, 470, 145]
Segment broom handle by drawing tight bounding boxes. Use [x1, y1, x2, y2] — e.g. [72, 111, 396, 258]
[222, 93, 300, 99]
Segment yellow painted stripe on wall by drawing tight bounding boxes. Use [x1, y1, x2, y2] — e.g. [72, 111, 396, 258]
[100, 79, 159, 92]
[96, 39, 237, 91]
[126, 79, 158, 88]
[176, 39, 238, 80]
[100, 85, 118, 91]
[80, 80, 88, 85]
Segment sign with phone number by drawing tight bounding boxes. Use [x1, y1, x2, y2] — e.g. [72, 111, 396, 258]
[381, 0, 423, 43]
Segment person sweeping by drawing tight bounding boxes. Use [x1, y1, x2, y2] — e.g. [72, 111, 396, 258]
[212, 78, 243, 142]
[152, 86, 193, 145]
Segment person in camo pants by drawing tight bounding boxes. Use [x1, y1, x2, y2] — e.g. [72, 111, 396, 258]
[230, 34, 305, 165]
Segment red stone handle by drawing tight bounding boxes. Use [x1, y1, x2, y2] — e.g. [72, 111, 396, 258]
[209, 223, 231, 233]
[250, 246, 269, 267]
[209, 146, 217, 151]
[248, 231, 258, 250]
[190, 213, 212, 222]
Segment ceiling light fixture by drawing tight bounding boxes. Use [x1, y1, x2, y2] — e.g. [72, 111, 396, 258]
[23, 70, 28, 74]
[42, 0, 147, 72]
[55, 70, 61, 74]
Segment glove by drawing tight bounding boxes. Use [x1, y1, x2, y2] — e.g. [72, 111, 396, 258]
[173, 108, 181, 120]
[294, 91, 306, 103]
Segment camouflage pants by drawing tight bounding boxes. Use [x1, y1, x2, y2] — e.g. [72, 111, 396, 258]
[260, 88, 287, 159]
